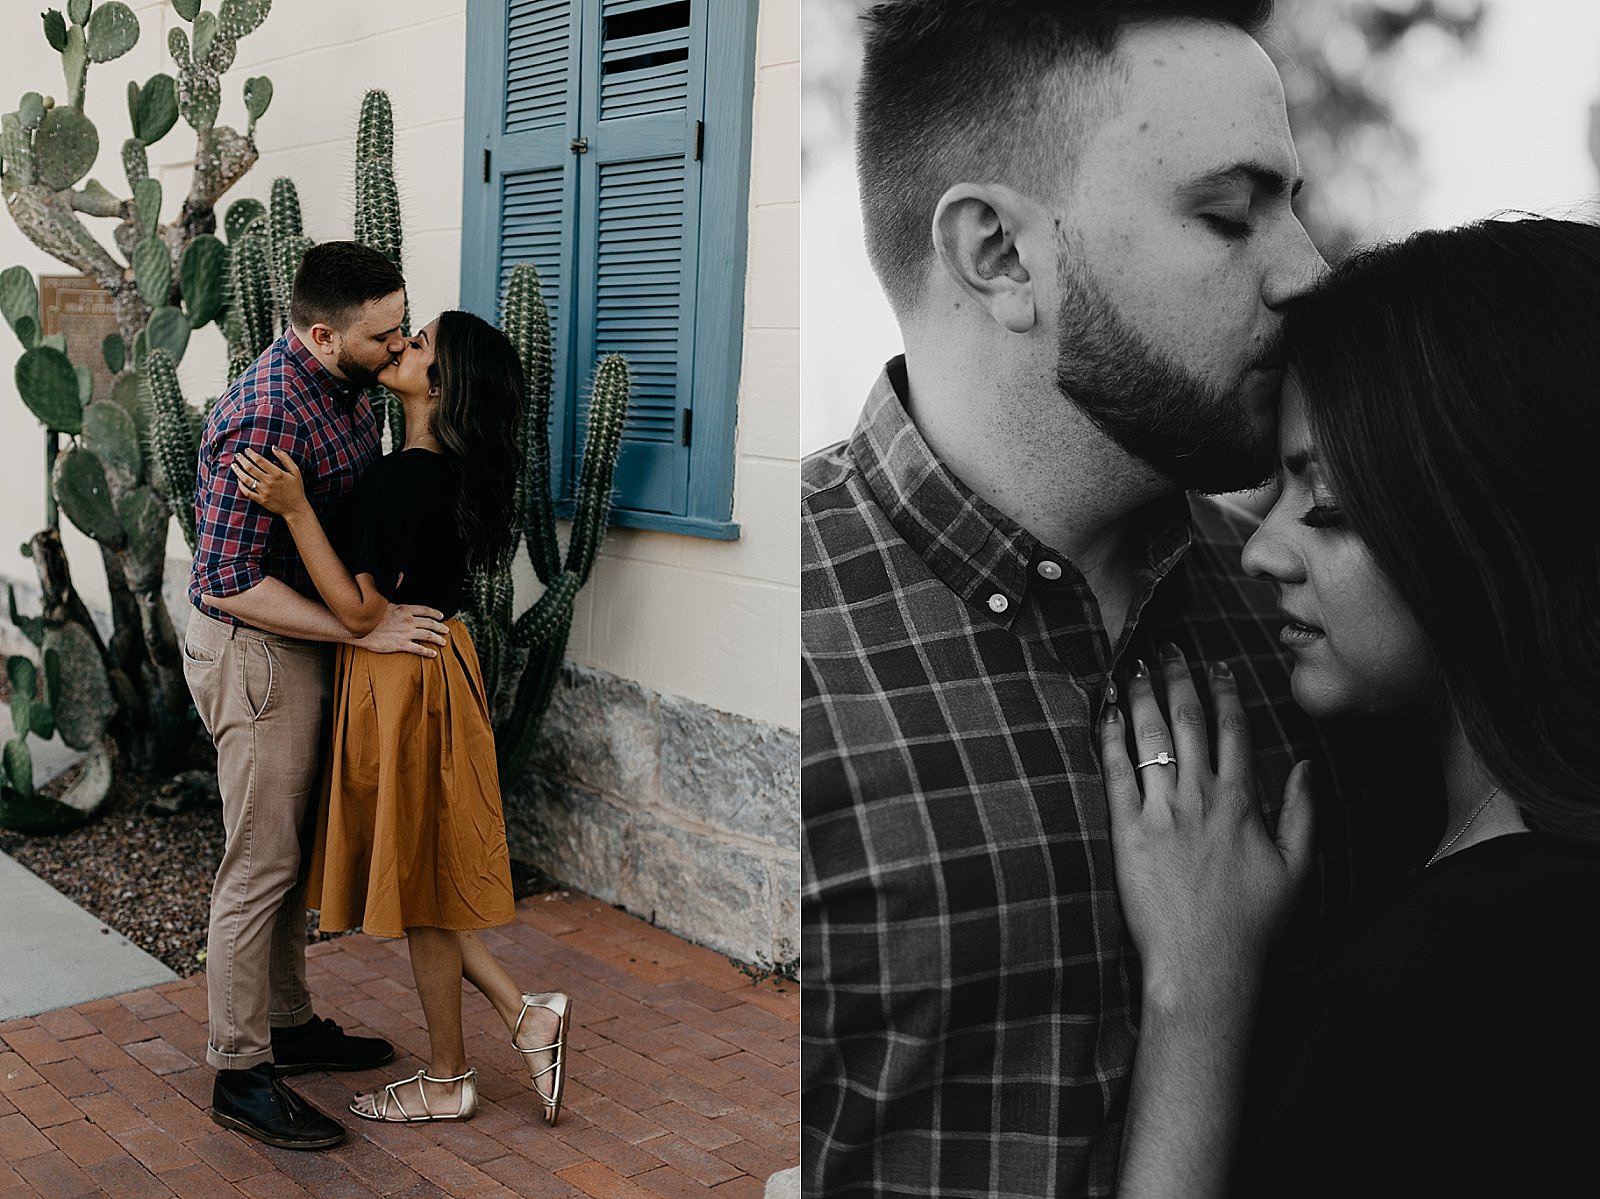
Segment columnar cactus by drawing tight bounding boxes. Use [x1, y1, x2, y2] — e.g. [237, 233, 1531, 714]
[267, 174, 301, 321]
[461, 263, 631, 778]
[352, 90, 408, 448]
[146, 347, 197, 551]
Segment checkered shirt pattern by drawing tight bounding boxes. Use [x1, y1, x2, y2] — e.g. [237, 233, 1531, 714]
[188, 328, 381, 625]
[801, 360, 1435, 1198]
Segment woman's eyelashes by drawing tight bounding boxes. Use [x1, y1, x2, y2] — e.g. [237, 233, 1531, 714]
[1300, 500, 1346, 529]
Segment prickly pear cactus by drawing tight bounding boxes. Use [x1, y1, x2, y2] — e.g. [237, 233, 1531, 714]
[1, 0, 278, 824]
[0, 534, 118, 832]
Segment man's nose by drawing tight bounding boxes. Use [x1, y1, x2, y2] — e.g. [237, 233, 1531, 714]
[1263, 217, 1327, 311]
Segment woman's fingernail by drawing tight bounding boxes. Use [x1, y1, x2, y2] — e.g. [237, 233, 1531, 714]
[1161, 641, 1183, 661]
[1105, 678, 1118, 705]
[1211, 659, 1233, 679]
[1133, 658, 1149, 679]
[1103, 703, 1119, 724]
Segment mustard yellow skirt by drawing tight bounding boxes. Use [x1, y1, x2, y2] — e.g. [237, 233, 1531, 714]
[307, 619, 516, 939]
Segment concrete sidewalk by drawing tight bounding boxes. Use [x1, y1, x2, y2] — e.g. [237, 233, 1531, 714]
[1, 703, 180, 1021]
[0, 889, 800, 1197]
[0, 854, 179, 1021]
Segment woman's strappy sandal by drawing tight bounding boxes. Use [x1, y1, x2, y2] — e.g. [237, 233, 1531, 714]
[349, 1067, 478, 1123]
[513, 992, 571, 1125]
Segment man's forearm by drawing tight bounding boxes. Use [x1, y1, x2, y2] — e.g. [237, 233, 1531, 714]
[203, 576, 360, 643]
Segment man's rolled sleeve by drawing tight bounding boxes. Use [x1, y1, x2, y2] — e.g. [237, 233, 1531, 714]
[191, 402, 307, 603]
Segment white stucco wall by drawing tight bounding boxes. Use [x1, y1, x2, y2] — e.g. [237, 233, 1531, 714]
[0, 0, 797, 732]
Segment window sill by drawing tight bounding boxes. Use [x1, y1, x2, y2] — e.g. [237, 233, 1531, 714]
[554, 502, 740, 541]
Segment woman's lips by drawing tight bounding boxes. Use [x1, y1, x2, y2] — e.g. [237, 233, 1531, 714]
[1279, 619, 1325, 646]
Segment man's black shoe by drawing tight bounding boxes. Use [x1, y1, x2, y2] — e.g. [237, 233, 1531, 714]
[209, 1064, 344, 1150]
[271, 1015, 395, 1076]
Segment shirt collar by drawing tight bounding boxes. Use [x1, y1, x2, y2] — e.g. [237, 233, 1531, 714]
[284, 326, 363, 406]
[851, 356, 1193, 624]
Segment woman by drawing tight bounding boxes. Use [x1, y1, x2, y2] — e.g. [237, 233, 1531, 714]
[1100, 216, 1600, 1197]
[232, 310, 571, 1126]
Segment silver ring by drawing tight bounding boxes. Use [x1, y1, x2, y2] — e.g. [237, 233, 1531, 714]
[245, 478, 256, 489]
[1135, 752, 1177, 770]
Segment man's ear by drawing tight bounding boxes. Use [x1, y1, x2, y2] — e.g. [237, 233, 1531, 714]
[305, 321, 339, 352]
[931, 184, 1042, 334]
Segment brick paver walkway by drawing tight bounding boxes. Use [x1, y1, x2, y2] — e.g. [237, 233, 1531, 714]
[0, 892, 798, 1197]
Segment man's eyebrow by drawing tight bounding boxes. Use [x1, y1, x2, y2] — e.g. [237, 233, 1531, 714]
[1182, 163, 1304, 199]
[373, 324, 403, 339]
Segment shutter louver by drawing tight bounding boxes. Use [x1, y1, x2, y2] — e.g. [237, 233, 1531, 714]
[506, 0, 572, 133]
[499, 169, 566, 357]
[595, 158, 685, 445]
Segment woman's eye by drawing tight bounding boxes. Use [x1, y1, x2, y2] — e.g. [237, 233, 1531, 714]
[1300, 503, 1346, 530]
[1200, 213, 1254, 240]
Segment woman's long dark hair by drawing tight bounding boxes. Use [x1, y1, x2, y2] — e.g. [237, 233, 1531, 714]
[1282, 215, 1600, 843]
[427, 310, 525, 572]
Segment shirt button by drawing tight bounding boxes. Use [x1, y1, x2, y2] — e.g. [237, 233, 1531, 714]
[1036, 560, 1063, 581]
[988, 593, 1009, 614]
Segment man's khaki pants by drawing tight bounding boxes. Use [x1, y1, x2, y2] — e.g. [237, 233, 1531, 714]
[182, 608, 331, 1070]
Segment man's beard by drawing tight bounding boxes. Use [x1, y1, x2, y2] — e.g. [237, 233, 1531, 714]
[336, 350, 386, 391]
[1053, 252, 1280, 494]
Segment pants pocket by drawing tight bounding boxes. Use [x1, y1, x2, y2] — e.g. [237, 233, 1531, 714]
[182, 636, 220, 668]
[241, 640, 278, 722]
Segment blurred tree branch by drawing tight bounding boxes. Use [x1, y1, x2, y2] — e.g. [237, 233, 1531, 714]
[1268, 0, 1485, 257]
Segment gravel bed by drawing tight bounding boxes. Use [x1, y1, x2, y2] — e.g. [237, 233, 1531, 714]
[0, 736, 566, 977]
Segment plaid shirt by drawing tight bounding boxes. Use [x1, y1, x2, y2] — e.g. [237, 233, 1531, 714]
[188, 329, 381, 626]
[801, 360, 1435, 1198]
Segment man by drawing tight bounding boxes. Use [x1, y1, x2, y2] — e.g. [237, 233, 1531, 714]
[183, 241, 450, 1150]
[801, 2, 1434, 1195]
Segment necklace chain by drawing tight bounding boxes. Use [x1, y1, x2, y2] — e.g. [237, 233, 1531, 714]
[1425, 784, 1504, 868]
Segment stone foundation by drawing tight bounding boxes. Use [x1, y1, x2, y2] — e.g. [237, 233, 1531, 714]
[507, 662, 799, 967]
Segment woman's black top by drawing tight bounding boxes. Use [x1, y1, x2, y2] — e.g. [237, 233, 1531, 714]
[1237, 831, 1600, 1198]
[330, 448, 466, 620]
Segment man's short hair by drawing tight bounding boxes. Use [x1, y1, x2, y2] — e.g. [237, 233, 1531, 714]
[289, 241, 406, 331]
[857, 0, 1273, 313]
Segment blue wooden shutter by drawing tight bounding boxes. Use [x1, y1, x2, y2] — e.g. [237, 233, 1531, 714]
[569, 0, 704, 515]
[464, 0, 757, 535]
[463, 0, 583, 496]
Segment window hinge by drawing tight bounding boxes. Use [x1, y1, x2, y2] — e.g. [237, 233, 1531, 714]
[681, 408, 693, 447]
[482, 148, 491, 183]
[570, 136, 589, 154]
[692, 120, 704, 161]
